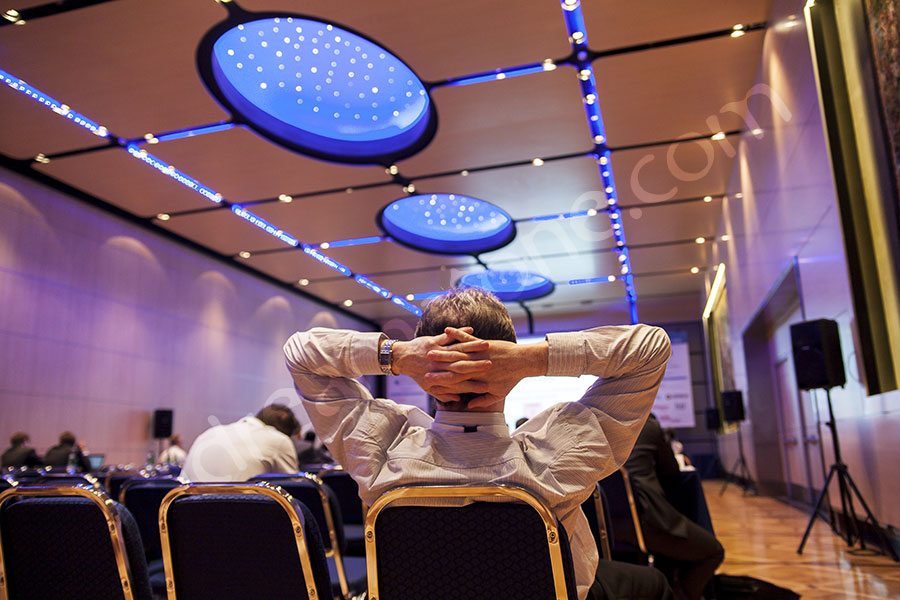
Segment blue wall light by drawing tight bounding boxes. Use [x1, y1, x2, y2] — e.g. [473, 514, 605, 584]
[378, 193, 516, 255]
[197, 6, 437, 164]
[457, 270, 554, 302]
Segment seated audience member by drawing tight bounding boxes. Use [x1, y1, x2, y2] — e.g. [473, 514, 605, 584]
[624, 413, 724, 600]
[514, 416, 529, 429]
[284, 288, 675, 600]
[1, 432, 42, 469]
[43, 431, 91, 472]
[294, 429, 334, 466]
[158, 434, 187, 466]
[182, 404, 300, 482]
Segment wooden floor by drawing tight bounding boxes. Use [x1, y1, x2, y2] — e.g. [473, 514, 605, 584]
[706, 481, 900, 599]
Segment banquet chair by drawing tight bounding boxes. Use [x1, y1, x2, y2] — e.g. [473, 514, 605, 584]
[364, 484, 578, 600]
[319, 468, 367, 556]
[581, 482, 613, 560]
[35, 472, 103, 490]
[597, 468, 653, 565]
[158, 482, 332, 600]
[260, 474, 367, 599]
[119, 477, 183, 562]
[0, 484, 152, 600]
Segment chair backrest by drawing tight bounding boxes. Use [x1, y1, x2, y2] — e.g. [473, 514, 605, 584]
[105, 471, 146, 502]
[365, 484, 577, 600]
[580, 483, 613, 560]
[0, 484, 152, 600]
[319, 468, 366, 525]
[261, 474, 355, 599]
[119, 477, 183, 561]
[158, 482, 331, 600]
[35, 472, 103, 490]
[596, 468, 651, 562]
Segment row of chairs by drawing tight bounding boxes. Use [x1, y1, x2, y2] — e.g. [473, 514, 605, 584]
[0, 480, 576, 600]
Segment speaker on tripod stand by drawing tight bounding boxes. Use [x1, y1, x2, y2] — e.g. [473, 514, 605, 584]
[718, 390, 755, 496]
[792, 319, 897, 559]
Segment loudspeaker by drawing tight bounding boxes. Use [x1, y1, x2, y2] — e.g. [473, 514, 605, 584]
[152, 409, 173, 439]
[790, 319, 846, 390]
[721, 390, 745, 422]
[705, 408, 722, 431]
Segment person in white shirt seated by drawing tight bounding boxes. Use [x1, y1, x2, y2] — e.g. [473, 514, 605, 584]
[284, 288, 675, 600]
[182, 404, 300, 482]
[158, 434, 187, 466]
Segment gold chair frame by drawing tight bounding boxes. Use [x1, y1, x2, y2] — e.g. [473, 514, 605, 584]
[586, 482, 612, 560]
[157, 482, 320, 600]
[616, 468, 651, 560]
[364, 484, 571, 600]
[318, 467, 369, 524]
[255, 472, 358, 600]
[0, 484, 138, 600]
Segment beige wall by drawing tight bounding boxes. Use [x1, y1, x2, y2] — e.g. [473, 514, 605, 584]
[712, 0, 900, 527]
[0, 167, 372, 466]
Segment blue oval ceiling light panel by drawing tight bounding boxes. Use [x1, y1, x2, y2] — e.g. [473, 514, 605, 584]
[378, 193, 516, 255]
[457, 270, 554, 302]
[197, 7, 437, 164]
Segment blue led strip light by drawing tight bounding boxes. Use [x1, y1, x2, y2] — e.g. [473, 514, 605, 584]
[354, 274, 392, 299]
[150, 122, 236, 143]
[517, 209, 595, 223]
[391, 296, 423, 316]
[125, 145, 223, 203]
[438, 62, 551, 87]
[232, 205, 299, 246]
[319, 235, 387, 249]
[0, 67, 109, 137]
[559, 0, 638, 323]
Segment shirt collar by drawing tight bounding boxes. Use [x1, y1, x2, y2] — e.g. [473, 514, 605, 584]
[431, 410, 510, 436]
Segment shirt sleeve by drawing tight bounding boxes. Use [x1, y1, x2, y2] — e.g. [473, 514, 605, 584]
[283, 328, 420, 479]
[518, 324, 671, 495]
[269, 435, 300, 474]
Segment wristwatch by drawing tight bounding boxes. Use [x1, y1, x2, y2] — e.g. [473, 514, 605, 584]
[379, 338, 398, 375]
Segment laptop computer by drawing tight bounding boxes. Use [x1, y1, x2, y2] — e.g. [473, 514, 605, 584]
[86, 454, 104, 471]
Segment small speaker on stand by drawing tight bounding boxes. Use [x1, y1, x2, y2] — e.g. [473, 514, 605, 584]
[792, 320, 897, 560]
[719, 390, 754, 496]
[152, 409, 173, 460]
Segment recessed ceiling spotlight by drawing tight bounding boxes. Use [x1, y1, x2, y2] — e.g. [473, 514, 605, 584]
[406, 294, 414, 301]
[278, 193, 293, 203]
[751, 128, 764, 137]
[735, 192, 744, 199]
[34, 153, 50, 164]
[721, 234, 731, 241]
[298, 278, 310, 286]
[239, 250, 251, 259]
[731, 24, 746, 37]
[403, 184, 416, 194]
[532, 158, 544, 166]
[386, 165, 399, 175]
[343, 299, 353, 307]
[711, 132, 727, 141]
[319, 242, 330, 249]
[571, 31, 585, 42]
[695, 237, 706, 244]
[703, 195, 713, 203]
[690, 267, 700, 274]
[542, 59, 557, 71]
[587, 208, 598, 216]
[460, 170, 469, 176]
[345, 188, 353, 194]
[156, 213, 171, 221]
[607, 275, 617, 282]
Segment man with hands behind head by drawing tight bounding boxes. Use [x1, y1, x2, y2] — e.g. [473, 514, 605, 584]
[284, 288, 673, 600]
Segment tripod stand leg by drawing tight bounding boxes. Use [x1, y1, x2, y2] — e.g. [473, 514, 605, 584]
[719, 457, 741, 496]
[797, 464, 837, 554]
[840, 466, 900, 561]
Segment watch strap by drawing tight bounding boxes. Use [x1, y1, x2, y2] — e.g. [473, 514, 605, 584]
[379, 338, 398, 375]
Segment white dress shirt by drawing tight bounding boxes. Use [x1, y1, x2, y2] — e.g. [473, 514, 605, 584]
[182, 416, 299, 482]
[284, 325, 670, 600]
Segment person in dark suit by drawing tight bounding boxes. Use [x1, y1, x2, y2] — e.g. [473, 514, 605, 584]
[42, 431, 91, 472]
[624, 414, 724, 600]
[1, 432, 42, 469]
